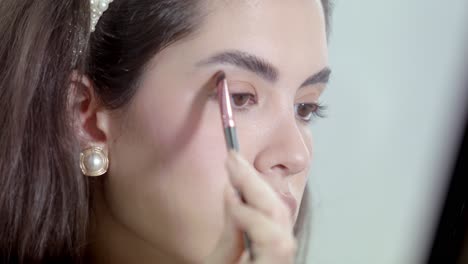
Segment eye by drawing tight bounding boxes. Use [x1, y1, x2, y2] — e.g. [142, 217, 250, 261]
[294, 102, 326, 123]
[231, 93, 256, 108]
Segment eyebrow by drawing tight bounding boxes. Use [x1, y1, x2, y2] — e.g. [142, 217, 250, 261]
[299, 67, 331, 88]
[196, 50, 331, 88]
[197, 50, 278, 82]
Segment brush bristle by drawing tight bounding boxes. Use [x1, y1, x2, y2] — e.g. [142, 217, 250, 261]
[215, 71, 226, 87]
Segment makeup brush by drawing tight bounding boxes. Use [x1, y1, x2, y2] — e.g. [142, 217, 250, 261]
[216, 71, 255, 261]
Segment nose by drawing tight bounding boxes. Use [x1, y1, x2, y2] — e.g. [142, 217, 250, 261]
[253, 117, 312, 178]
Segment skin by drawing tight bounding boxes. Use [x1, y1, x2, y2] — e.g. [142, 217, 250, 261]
[74, 0, 329, 263]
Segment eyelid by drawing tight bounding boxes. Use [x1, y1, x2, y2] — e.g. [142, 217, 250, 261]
[296, 92, 321, 103]
[209, 80, 257, 100]
[227, 80, 257, 95]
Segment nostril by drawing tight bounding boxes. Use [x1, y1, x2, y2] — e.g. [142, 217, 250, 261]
[274, 164, 288, 171]
[270, 164, 291, 176]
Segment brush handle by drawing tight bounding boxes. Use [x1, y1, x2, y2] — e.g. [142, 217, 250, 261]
[224, 127, 239, 151]
[239, 192, 255, 261]
[224, 127, 255, 260]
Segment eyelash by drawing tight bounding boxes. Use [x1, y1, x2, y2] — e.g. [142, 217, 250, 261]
[208, 92, 257, 111]
[230, 93, 257, 111]
[294, 102, 327, 124]
[212, 92, 327, 124]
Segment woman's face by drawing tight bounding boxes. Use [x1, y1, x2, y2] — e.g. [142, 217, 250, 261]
[94, 0, 329, 262]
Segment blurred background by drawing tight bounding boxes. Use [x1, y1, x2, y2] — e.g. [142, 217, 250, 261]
[307, 0, 468, 263]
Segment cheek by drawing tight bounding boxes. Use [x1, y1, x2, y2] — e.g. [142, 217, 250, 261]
[105, 86, 232, 259]
[136, 87, 227, 165]
[303, 128, 314, 160]
[296, 128, 313, 201]
[138, 88, 193, 153]
[124, 78, 231, 211]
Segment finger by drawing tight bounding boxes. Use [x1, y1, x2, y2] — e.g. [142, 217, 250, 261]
[238, 251, 250, 264]
[229, 198, 297, 263]
[205, 184, 244, 264]
[225, 151, 291, 226]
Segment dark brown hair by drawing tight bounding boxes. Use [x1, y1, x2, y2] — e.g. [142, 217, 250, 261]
[0, 0, 331, 263]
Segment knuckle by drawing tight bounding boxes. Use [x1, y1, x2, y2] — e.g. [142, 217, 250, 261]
[271, 203, 291, 224]
[268, 206, 281, 219]
[272, 234, 298, 258]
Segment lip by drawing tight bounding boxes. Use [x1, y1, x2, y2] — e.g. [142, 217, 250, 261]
[277, 192, 298, 220]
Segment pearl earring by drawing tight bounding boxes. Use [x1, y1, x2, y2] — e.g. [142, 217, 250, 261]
[80, 147, 109, 177]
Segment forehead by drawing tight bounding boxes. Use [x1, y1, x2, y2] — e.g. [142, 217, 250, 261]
[195, 0, 328, 76]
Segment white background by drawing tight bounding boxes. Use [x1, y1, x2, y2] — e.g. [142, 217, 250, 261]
[307, 1, 468, 263]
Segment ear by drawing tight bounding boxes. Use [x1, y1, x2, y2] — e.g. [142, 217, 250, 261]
[69, 71, 111, 150]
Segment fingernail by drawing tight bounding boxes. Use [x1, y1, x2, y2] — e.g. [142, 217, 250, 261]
[225, 164, 238, 185]
[224, 185, 234, 204]
[226, 184, 236, 198]
[227, 150, 238, 161]
[225, 185, 240, 210]
[232, 150, 247, 166]
[225, 151, 237, 172]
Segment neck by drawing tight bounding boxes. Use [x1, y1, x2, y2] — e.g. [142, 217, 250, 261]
[87, 187, 191, 264]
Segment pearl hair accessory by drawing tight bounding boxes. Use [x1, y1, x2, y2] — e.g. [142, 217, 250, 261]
[90, 0, 114, 32]
[80, 147, 109, 177]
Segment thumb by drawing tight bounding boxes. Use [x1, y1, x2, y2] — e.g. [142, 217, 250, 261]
[205, 185, 244, 264]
